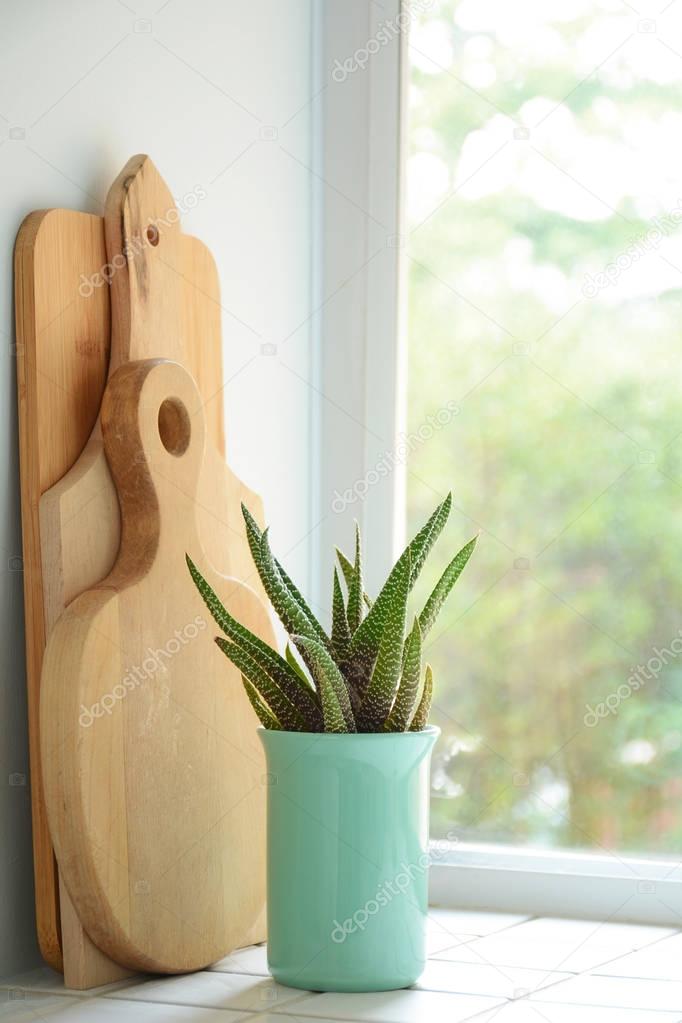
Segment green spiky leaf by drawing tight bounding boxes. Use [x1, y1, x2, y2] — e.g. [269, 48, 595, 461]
[242, 504, 330, 648]
[418, 534, 478, 639]
[285, 642, 309, 682]
[385, 617, 422, 731]
[347, 524, 364, 633]
[409, 492, 452, 586]
[358, 554, 410, 730]
[349, 495, 452, 679]
[293, 635, 356, 732]
[242, 675, 282, 730]
[186, 555, 321, 727]
[331, 567, 352, 661]
[216, 638, 310, 731]
[409, 664, 433, 732]
[252, 527, 327, 646]
[336, 548, 372, 609]
[276, 559, 324, 637]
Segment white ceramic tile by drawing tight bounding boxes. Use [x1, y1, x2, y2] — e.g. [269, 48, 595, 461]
[594, 930, 682, 979]
[250, 1017, 368, 1023]
[426, 920, 478, 957]
[280, 989, 505, 1022]
[416, 959, 571, 999]
[0, 997, 248, 1021]
[531, 973, 682, 1012]
[0, 992, 80, 1022]
[431, 937, 560, 972]
[513, 918, 674, 948]
[427, 909, 529, 937]
[469, 1002, 682, 1022]
[8, 917, 682, 1020]
[435, 917, 675, 973]
[0, 968, 136, 999]
[106, 971, 306, 1013]
[210, 943, 269, 975]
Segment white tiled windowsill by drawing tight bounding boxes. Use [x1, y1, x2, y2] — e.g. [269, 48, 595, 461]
[2, 910, 682, 1022]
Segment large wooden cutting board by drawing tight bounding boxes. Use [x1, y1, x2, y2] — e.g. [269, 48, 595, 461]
[41, 358, 269, 972]
[15, 156, 270, 985]
[15, 206, 111, 976]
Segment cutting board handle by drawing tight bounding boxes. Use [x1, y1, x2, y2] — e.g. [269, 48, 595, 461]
[100, 359, 205, 584]
[105, 156, 186, 371]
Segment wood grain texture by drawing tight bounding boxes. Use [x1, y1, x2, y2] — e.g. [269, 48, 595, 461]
[15, 207, 112, 972]
[15, 155, 268, 985]
[58, 874, 132, 989]
[41, 359, 269, 973]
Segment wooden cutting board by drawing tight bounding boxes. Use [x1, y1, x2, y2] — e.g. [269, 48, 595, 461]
[15, 206, 111, 976]
[41, 357, 270, 973]
[15, 156, 270, 984]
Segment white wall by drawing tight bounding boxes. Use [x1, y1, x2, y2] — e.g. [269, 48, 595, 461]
[0, 0, 314, 976]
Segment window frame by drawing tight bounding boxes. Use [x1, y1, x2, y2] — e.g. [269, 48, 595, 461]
[314, 1, 682, 928]
[312, 0, 407, 604]
[429, 843, 682, 925]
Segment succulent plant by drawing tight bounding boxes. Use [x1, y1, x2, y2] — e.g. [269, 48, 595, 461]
[186, 494, 477, 733]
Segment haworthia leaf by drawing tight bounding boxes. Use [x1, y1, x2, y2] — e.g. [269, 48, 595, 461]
[186, 555, 321, 727]
[335, 547, 355, 589]
[275, 558, 327, 638]
[409, 492, 452, 587]
[358, 554, 410, 731]
[331, 568, 352, 661]
[336, 548, 372, 609]
[418, 534, 478, 639]
[285, 642, 310, 683]
[409, 664, 433, 731]
[385, 617, 422, 732]
[293, 635, 356, 732]
[216, 638, 309, 731]
[242, 675, 282, 730]
[320, 679, 349, 733]
[347, 523, 364, 634]
[255, 527, 327, 645]
[241, 502, 270, 582]
[350, 495, 452, 674]
[242, 504, 330, 646]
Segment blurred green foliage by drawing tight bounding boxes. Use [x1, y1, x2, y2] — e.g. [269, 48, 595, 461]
[406, 3, 682, 854]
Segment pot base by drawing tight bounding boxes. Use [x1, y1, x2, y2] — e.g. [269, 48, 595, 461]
[271, 967, 423, 993]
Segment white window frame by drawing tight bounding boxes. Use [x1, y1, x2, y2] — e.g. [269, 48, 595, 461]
[313, 1, 682, 927]
[429, 842, 682, 926]
[311, 0, 407, 602]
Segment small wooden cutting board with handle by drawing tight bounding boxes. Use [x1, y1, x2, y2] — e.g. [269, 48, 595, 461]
[41, 357, 269, 973]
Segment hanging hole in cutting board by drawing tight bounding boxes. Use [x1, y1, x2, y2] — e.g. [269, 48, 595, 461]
[158, 397, 191, 456]
[146, 223, 160, 246]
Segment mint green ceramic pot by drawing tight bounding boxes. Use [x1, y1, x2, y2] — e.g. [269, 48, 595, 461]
[258, 725, 439, 992]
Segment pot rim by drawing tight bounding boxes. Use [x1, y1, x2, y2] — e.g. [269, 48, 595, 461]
[257, 724, 440, 740]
